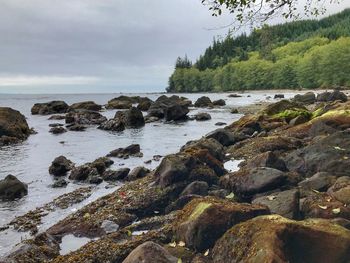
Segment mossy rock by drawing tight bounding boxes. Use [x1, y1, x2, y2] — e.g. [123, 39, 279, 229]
[273, 108, 312, 122]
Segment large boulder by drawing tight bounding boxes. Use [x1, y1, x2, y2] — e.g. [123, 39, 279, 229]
[31, 101, 68, 115]
[298, 172, 337, 193]
[194, 96, 212, 107]
[68, 101, 102, 112]
[65, 110, 107, 125]
[245, 151, 288, 172]
[106, 96, 135, 109]
[174, 197, 269, 251]
[122, 241, 177, 263]
[48, 156, 74, 176]
[126, 166, 150, 181]
[293, 92, 316, 105]
[181, 138, 224, 161]
[0, 175, 28, 201]
[0, 107, 31, 144]
[220, 167, 287, 199]
[327, 176, 350, 204]
[123, 107, 145, 128]
[137, 98, 153, 111]
[206, 128, 237, 146]
[252, 189, 300, 219]
[180, 181, 208, 197]
[262, 100, 306, 116]
[317, 90, 347, 102]
[147, 95, 188, 119]
[164, 104, 189, 121]
[212, 215, 350, 263]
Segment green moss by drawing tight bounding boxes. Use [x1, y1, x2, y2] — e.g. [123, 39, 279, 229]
[273, 108, 311, 121]
[188, 202, 212, 220]
[311, 108, 324, 118]
[319, 109, 350, 118]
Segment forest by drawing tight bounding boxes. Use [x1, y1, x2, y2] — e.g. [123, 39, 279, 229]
[167, 9, 350, 92]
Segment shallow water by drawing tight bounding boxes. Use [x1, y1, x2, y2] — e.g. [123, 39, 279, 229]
[0, 91, 298, 255]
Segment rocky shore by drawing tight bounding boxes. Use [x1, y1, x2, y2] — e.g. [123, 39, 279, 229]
[1, 90, 350, 262]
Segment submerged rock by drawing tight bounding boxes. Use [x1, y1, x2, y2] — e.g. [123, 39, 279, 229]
[212, 99, 226, 106]
[49, 126, 67, 134]
[195, 112, 211, 121]
[0, 107, 31, 145]
[49, 156, 74, 176]
[212, 215, 350, 263]
[0, 175, 28, 201]
[31, 101, 68, 115]
[107, 144, 142, 159]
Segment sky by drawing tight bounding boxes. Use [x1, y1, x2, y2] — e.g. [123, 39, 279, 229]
[0, 0, 349, 94]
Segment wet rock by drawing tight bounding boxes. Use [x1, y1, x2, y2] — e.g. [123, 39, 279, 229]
[293, 92, 316, 104]
[69, 165, 98, 181]
[220, 167, 287, 198]
[126, 166, 150, 181]
[106, 97, 133, 109]
[31, 101, 68, 115]
[194, 96, 212, 107]
[49, 156, 74, 176]
[228, 94, 242, 98]
[66, 123, 87, 131]
[188, 165, 219, 185]
[51, 178, 68, 188]
[102, 168, 130, 181]
[101, 220, 119, 234]
[298, 172, 336, 192]
[88, 176, 103, 184]
[289, 114, 309, 125]
[123, 107, 145, 128]
[195, 112, 211, 121]
[0, 175, 28, 201]
[212, 215, 350, 263]
[107, 144, 142, 158]
[49, 126, 67, 134]
[180, 181, 208, 197]
[48, 114, 65, 120]
[245, 151, 288, 172]
[0, 107, 31, 144]
[230, 108, 239, 114]
[91, 157, 114, 174]
[145, 116, 159, 123]
[65, 110, 107, 125]
[175, 197, 269, 251]
[327, 176, 350, 204]
[206, 128, 236, 146]
[147, 95, 190, 120]
[274, 94, 284, 99]
[49, 123, 63, 127]
[181, 138, 224, 162]
[98, 118, 125, 131]
[252, 189, 300, 219]
[122, 241, 177, 263]
[68, 101, 102, 112]
[137, 98, 153, 111]
[317, 90, 347, 102]
[212, 99, 226, 106]
[164, 104, 189, 121]
[215, 122, 226, 126]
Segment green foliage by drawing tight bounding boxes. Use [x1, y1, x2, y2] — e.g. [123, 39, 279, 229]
[167, 9, 350, 93]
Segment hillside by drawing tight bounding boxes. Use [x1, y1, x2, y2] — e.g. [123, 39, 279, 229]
[167, 9, 350, 92]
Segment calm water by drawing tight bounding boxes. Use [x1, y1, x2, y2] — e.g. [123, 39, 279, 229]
[0, 91, 297, 255]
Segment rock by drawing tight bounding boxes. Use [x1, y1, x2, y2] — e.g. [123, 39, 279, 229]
[107, 144, 142, 158]
[165, 194, 201, 213]
[284, 131, 350, 177]
[212, 215, 350, 263]
[230, 108, 239, 114]
[188, 165, 219, 185]
[106, 97, 133, 109]
[49, 156, 74, 176]
[164, 104, 189, 121]
[328, 176, 350, 204]
[126, 166, 150, 181]
[0, 175, 28, 201]
[65, 110, 107, 125]
[181, 138, 224, 162]
[122, 241, 177, 263]
[298, 172, 336, 192]
[98, 118, 125, 131]
[180, 181, 208, 196]
[215, 122, 226, 126]
[245, 151, 287, 172]
[101, 220, 119, 234]
[220, 167, 287, 198]
[206, 128, 236, 146]
[212, 99, 226, 106]
[263, 100, 305, 116]
[194, 96, 212, 107]
[102, 168, 130, 181]
[68, 101, 102, 112]
[227, 94, 242, 98]
[274, 94, 285, 99]
[0, 107, 31, 143]
[49, 126, 67, 134]
[195, 113, 211, 121]
[154, 154, 195, 187]
[69, 165, 98, 181]
[88, 176, 103, 184]
[66, 123, 87, 131]
[48, 115, 65, 120]
[252, 189, 300, 219]
[289, 114, 309, 125]
[124, 107, 145, 128]
[144, 116, 159, 123]
[175, 197, 269, 251]
[51, 178, 68, 188]
[31, 101, 68, 115]
[48, 123, 63, 127]
[293, 92, 316, 104]
[317, 90, 347, 102]
[90, 157, 114, 174]
[208, 189, 230, 199]
[137, 98, 153, 111]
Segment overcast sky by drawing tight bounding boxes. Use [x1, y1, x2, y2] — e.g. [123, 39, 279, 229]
[0, 0, 349, 94]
